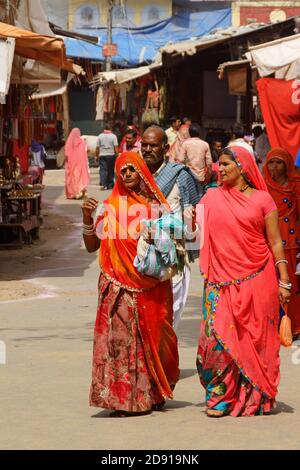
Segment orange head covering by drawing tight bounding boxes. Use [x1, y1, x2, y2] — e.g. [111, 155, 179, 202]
[98, 152, 170, 290]
[264, 147, 300, 188]
[112, 151, 168, 204]
[264, 147, 300, 219]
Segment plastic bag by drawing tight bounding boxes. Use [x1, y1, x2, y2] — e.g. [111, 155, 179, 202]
[133, 214, 185, 280]
[279, 304, 293, 347]
[141, 108, 159, 125]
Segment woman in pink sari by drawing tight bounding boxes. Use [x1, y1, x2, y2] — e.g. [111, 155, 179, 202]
[65, 128, 90, 199]
[196, 145, 291, 417]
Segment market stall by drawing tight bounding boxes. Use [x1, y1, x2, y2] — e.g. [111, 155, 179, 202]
[0, 20, 84, 247]
[0, 155, 44, 246]
[89, 57, 169, 129]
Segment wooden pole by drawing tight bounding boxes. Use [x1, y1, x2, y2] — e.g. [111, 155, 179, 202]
[62, 90, 70, 140]
[106, 0, 114, 72]
[245, 65, 252, 134]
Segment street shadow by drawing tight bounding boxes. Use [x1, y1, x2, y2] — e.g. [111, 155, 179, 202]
[91, 400, 194, 418]
[195, 402, 206, 408]
[0, 185, 100, 280]
[270, 401, 294, 415]
[179, 369, 197, 380]
[165, 400, 194, 410]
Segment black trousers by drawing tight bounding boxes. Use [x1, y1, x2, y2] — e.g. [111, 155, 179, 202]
[99, 154, 117, 189]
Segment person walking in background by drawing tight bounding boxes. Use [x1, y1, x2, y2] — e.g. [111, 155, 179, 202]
[29, 140, 46, 183]
[64, 128, 90, 200]
[182, 117, 192, 127]
[228, 125, 256, 160]
[168, 124, 190, 162]
[95, 122, 118, 190]
[204, 163, 219, 193]
[165, 116, 181, 146]
[81, 152, 179, 417]
[253, 125, 270, 171]
[264, 148, 300, 339]
[119, 128, 141, 154]
[178, 123, 212, 186]
[210, 139, 223, 163]
[196, 145, 290, 417]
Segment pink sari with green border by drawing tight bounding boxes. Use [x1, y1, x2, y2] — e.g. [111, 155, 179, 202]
[196, 146, 280, 416]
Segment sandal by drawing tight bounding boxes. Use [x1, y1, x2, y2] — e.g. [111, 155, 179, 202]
[206, 409, 225, 418]
[109, 409, 152, 417]
[109, 410, 129, 418]
[152, 401, 166, 411]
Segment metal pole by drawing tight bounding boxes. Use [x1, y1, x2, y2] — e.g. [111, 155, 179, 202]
[235, 96, 242, 126]
[106, 0, 114, 72]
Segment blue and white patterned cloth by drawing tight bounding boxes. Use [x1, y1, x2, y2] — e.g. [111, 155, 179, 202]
[155, 161, 202, 210]
[134, 214, 184, 281]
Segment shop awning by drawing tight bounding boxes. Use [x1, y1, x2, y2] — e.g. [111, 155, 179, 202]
[0, 22, 83, 74]
[0, 38, 15, 98]
[90, 61, 162, 86]
[160, 17, 298, 61]
[63, 36, 102, 61]
[29, 81, 68, 100]
[246, 33, 300, 79]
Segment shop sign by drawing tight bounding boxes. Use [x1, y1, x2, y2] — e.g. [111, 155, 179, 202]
[102, 44, 118, 57]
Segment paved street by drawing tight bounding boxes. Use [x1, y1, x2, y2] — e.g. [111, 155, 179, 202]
[0, 168, 300, 450]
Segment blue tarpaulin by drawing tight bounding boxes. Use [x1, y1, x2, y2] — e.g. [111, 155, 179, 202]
[64, 8, 231, 66]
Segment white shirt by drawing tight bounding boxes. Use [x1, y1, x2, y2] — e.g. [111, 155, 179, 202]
[153, 162, 181, 217]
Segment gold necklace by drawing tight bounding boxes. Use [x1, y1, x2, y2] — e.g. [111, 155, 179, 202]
[239, 184, 249, 192]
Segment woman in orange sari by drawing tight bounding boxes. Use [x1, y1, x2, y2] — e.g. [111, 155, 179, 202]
[196, 145, 290, 417]
[81, 152, 179, 416]
[264, 148, 300, 338]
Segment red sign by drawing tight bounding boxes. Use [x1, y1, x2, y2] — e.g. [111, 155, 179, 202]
[102, 44, 118, 57]
[257, 78, 300, 159]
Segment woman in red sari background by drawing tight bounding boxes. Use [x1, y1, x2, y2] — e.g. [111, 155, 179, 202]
[81, 152, 179, 416]
[264, 148, 300, 338]
[196, 145, 290, 417]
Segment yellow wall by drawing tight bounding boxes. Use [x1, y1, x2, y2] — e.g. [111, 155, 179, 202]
[69, 0, 172, 29]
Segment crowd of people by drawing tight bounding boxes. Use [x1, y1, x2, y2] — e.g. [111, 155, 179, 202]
[61, 114, 300, 419]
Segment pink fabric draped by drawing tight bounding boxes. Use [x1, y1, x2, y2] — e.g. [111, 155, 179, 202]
[198, 146, 280, 400]
[65, 128, 90, 199]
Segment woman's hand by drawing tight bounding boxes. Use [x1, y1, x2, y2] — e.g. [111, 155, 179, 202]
[279, 286, 291, 305]
[81, 197, 98, 222]
[142, 225, 155, 244]
[183, 205, 196, 232]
